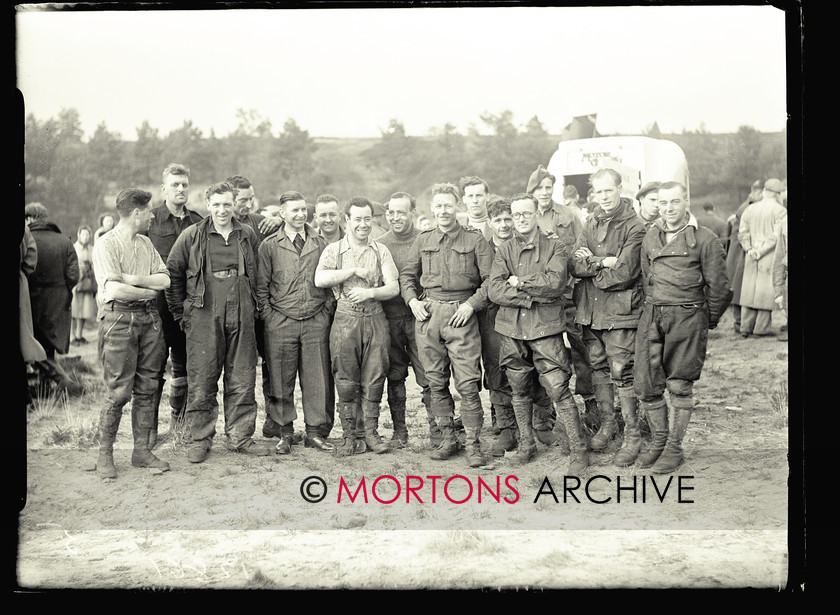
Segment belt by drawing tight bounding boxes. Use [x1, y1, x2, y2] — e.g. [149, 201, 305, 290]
[212, 268, 239, 279]
[336, 299, 383, 315]
[108, 300, 155, 312]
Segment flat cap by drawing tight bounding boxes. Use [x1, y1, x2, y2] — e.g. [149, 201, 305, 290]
[751, 179, 763, 191]
[764, 178, 784, 194]
[635, 181, 662, 200]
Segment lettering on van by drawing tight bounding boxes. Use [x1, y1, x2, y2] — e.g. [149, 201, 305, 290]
[579, 151, 623, 167]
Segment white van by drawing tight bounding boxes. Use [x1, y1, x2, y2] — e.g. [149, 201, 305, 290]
[545, 136, 690, 204]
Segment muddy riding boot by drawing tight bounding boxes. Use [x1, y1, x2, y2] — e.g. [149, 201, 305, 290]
[464, 427, 486, 468]
[334, 403, 358, 457]
[551, 419, 571, 456]
[430, 416, 460, 460]
[352, 404, 368, 454]
[613, 387, 642, 467]
[557, 396, 589, 475]
[533, 398, 558, 446]
[589, 382, 617, 451]
[637, 400, 669, 468]
[491, 427, 517, 457]
[131, 406, 171, 472]
[490, 404, 500, 435]
[510, 396, 537, 464]
[148, 378, 165, 450]
[426, 405, 443, 448]
[96, 405, 122, 480]
[362, 405, 390, 455]
[651, 398, 693, 474]
[389, 403, 409, 448]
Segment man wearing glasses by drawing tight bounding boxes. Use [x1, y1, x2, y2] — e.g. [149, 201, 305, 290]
[489, 193, 588, 471]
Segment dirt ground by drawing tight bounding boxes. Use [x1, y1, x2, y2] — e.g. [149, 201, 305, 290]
[16, 308, 798, 591]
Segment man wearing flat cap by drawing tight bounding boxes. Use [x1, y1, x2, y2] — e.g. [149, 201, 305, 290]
[737, 178, 787, 337]
[635, 181, 662, 229]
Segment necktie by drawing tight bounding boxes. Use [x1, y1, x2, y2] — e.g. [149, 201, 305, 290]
[293, 233, 304, 255]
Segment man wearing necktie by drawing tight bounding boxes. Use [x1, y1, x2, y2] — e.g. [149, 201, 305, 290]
[255, 191, 336, 454]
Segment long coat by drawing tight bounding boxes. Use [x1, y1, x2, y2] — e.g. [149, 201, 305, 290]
[725, 199, 751, 303]
[738, 197, 787, 311]
[20, 225, 47, 362]
[27, 220, 79, 355]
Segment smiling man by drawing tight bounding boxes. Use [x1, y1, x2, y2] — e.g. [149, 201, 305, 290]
[315, 194, 344, 244]
[400, 183, 494, 467]
[315, 197, 400, 456]
[256, 191, 335, 455]
[489, 193, 587, 471]
[166, 181, 270, 464]
[635, 181, 731, 473]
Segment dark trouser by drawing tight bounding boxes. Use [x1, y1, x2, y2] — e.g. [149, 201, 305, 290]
[386, 313, 431, 409]
[97, 307, 166, 442]
[562, 298, 594, 398]
[155, 290, 188, 416]
[255, 317, 270, 400]
[478, 308, 516, 430]
[415, 300, 483, 428]
[583, 326, 637, 389]
[183, 275, 258, 448]
[263, 307, 334, 430]
[634, 303, 709, 403]
[499, 334, 574, 405]
[330, 306, 390, 408]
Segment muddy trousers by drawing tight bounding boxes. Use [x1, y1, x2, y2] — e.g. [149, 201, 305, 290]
[183, 275, 259, 449]
[386, 314, 431, 436]
[96, 306, 166, 455]
[415, 301, 483, 430]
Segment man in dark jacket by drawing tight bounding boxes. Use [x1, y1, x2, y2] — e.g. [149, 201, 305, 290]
[635, 182, 731, 473]
[570, 168, 647, 467]
[166, 181, 270, 463]
[144, 163, 203, 445]
[489, 194, 588, 473]
[25, 202, 79, 390]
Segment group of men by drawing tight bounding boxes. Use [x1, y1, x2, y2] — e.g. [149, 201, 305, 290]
[89, 160, 735, 481]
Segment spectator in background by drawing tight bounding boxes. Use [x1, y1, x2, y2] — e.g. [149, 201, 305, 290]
[25, 202, 79, 391]
[369, 202, 389, 238]
[460, 176, 494, 240]
[71, 224, 97, 344]
[772, 213, 788, 342]
[694, 202, 728, 239]
[416, 215, 432, 231]
[725, 179, 763, 334]
[260, 204, 283, 220]
[563, 184, 587, 224]
[94, 211, 116, 243]
[144, 162, 204, 447]
[738, 178, 787, 337]
[20, 222, 47, 407]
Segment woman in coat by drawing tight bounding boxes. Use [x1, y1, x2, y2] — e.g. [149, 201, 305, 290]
[71, 224, 97, 344]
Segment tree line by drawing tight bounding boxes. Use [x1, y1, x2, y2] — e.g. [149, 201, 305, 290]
[24, 107, 786, 236]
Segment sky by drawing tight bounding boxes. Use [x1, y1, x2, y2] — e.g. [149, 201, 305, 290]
[15, 4, 792, 141]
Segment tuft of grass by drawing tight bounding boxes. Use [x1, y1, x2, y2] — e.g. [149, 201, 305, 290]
[34, 389, 100, 448]
[769, 379, 788, 429]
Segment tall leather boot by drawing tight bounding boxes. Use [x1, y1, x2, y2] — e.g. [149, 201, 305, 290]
[353, 403, 368, 454]
[362, 402, 390, 455]
[637, 399, 669, 468]
[651, 398, 693, 474]
[148, 378, 165, 450]
[131, 404, 171, 472]
[426, 405, 442, 448]
[491, 402, 518, 457]
[96, 405, 122, 479]
[557, 396, 589, 475]
[334, 403, 357, 457]
[533, 397, 558, 446]
[169, 376, 189, 438]
[589, 382, 617, 451]
[430, 416, 460, 460]
[388, 397, 409, 447]
[613, 387, 642, 467]
[551, 417, 571, 456]
[510, 396, 537, 464]
[464, 427, 486, 468]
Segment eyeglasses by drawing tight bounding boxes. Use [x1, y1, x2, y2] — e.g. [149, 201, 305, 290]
[511, 211, 535, 220]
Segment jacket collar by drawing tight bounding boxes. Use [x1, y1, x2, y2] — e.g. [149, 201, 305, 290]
[653, 213, 699, 247]
[513, 228, 544, 262]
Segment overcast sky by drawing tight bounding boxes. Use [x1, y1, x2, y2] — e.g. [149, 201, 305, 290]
[16, 4, 790, 141]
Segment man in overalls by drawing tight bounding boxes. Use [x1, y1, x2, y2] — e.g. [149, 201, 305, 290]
[315, 197, 400, 456]
[166, 181, 270, 463]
